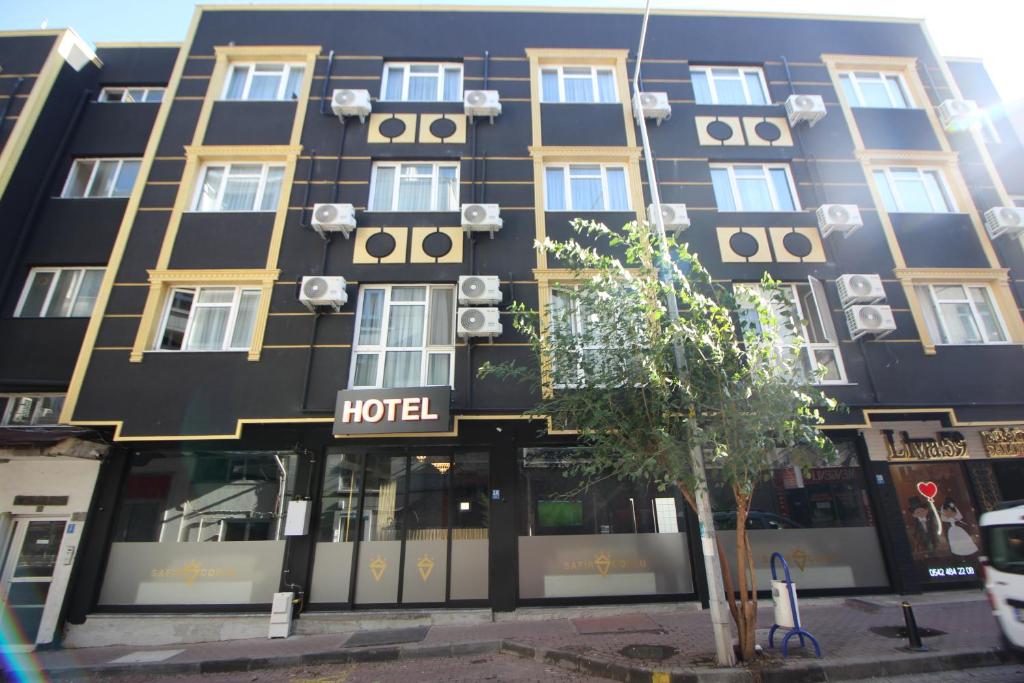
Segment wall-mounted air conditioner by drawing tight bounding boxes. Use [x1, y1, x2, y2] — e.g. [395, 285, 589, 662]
[846, 304, 896, 341]
[984, 206, 1024, 239]
[299, 276, 347, 311]
[647, 203, 690, 233]
[816, 204, 863, 239]
[836, 274, 885, 307]
[937, 99, 978, 133]
[457, 307, 502, 338]
[311, 203, 356, 238]
[331, 89, 372, 123]
[785, 94, 826, 127]
[464, 90, 502, 122]
[458, 275, 502, 306]
[636, 92, 671, 126]
[461, 203, 503, 237]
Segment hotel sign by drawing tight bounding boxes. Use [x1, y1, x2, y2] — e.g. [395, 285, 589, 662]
[981, 427, 1024, 458]
[333, 387, 451, 435]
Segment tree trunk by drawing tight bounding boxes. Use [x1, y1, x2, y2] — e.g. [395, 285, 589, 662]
[733, 487, 757, 661]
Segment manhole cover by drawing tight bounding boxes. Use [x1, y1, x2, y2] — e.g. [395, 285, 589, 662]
[869, 626, 947, 639]
[619, 644, 677, 661]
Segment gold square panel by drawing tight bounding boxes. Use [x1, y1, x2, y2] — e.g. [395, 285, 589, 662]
[742, 116, 794, 147]
[695, 116, 744, 146]
[769, 227, 825, 263]
[717, 227, 771, 262]
[353, 227, 408, 264]
[410, 227, 464, 264]
[367, 113, 417, 144]
[419, 113, 467, 144]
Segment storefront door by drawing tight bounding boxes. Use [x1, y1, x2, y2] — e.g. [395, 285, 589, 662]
[311, 449, 490, 607]
[0, 518, 67, 648]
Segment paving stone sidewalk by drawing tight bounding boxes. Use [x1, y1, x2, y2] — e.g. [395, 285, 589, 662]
[4, 590, 1014, 682]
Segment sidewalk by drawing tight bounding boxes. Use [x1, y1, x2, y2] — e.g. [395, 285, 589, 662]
[4, 590, 1015, 682]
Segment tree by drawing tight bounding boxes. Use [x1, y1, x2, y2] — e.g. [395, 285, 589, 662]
[480, 218, 837, 662]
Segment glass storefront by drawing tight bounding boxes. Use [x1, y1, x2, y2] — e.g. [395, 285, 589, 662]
[310, 449, 489, 606]
[517, 448, 694, 599]
[99, 451, 297, 606]
[710, 443, 889, 590]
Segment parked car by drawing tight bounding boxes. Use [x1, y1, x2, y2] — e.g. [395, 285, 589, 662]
[713, 511, 803, 530]
[979, 502, 1024, 652]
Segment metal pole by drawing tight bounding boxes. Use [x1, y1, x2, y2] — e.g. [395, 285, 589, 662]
[633, 0, 736, 667]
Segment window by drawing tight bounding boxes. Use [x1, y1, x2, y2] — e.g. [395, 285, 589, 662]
[548, 286, 607, 387]
[155, 286, 262, 352]
[381, 62, 462, 102]
[544, 164, 630, 211]
[872, 167, 956, 213]
[15, 267, 104, 318]
[980, 111, 1002, 145]
[369, 162, 459, 212]
[839, 71, 913, 109]
[736, 280, 846, 384]
[222, 63, 306, 101]
[915, 284, 1008, 345]
[0, 395, 65, 426]
[98, 87, 165, 103]
[710, 164, 799, 212]
[350, 285, 455, 388]
[61, 158, 141, 198]
[540, 66, 617, 103]
[691, 66, 769, 105]
[192, 163, 284, 212]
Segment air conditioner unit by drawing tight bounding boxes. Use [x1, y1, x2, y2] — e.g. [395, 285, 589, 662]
[816, 204, 863, 239]
[299, 276, 348, 311]
[464, 90, 502, 122]
[310, 203, 356, 238]
[937, 98, 979, 133]
[457, 307, 502, 338]
[836, 274, 885, 307]
[636, 92, 671, 126]
[331, 89, 372, 123]
[647, 203, 690, 232]
[846, 304, 896, 341]
[458, 275, 502, 306]
[785, 94, 827, 127]
[461, 203, 503, 237]
[984, 206, 1024, 239]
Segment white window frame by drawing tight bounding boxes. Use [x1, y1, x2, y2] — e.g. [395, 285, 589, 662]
[14, 267, 105, 318]
[98, 87, 165, 103]
[190, 162, 285, 212]
[735, 280, 847, 385]
[544, 163, 631, 211]
[539, 65, 618, 103]
[349, 284, 456, 389]
[368, 162, 460, 212]
[839, 71, 914, 109]
[710, 163, 801, 212]
[380, 62, 463, 102]
[221, 62, 306, 101]
[154, 286, 262, 353]
[0, 394, 65, 426]
[548, 285, 605, 389]
[690, 66, 770, 105]
[61, 158, 141, 198]
[872, 166, 957, 213]
[918, 283, 1010, 346]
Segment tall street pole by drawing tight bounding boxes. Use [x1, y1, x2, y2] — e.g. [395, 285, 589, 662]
[632, 0, 736, 667]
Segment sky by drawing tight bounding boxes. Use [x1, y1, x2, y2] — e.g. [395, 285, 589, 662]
[1, 0, 1022, 103]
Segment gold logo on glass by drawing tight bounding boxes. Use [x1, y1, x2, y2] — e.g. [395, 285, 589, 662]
[594, 553, 612, 577]
[416, 555, 435, 582]
[369, 556, 388, 582]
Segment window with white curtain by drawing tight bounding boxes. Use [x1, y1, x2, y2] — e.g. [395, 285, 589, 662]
[155, 286, 262, 352]
[549, 286, 606, 387]
[222, 63, 306, 101]
[98, 87, 165, 103]
[0, 395, 65, 426]
[691, 66, 769, 105]
[540, 66, 618, 103]
[15, 267, 104, 318]
[872, 167, 956, 213]
[544, 164, 630, 211]
[710, 163, 799, 212]
[62, 158, 141, 198]
[838, 71, 913, 109]
[350, 285, 456, 389]
[915, 284, 1008, 345]
[369, 162, 460, 212]
[380, 62, 463, 102]
[735, 281, 846, 384]
[192, 163, 284, 212]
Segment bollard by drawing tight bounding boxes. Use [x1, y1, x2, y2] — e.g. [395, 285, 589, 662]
[901, 601, 928, 652]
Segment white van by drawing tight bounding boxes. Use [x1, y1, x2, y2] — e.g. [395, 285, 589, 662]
[979, 503, 1024, 651]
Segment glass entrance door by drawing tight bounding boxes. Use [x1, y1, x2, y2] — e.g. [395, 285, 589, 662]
[1, 519, 67, 647]
[311, 449, 489, 607]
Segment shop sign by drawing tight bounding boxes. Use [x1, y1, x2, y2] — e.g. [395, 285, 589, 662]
[980, 427, 1024, 458]
[333, 387, 451, 435]
[883, 430, 968, 462]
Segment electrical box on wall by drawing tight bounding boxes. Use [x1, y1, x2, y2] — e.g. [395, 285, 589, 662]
[284, 500, 311, 536]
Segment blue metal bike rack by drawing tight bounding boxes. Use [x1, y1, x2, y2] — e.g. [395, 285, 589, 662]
[768, 551, 821, 658]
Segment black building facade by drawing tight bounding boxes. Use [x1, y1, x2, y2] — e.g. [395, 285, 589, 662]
[3, 6, 1024, 648]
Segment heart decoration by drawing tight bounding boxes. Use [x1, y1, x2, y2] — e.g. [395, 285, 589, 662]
[917, 481, 938, 500]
